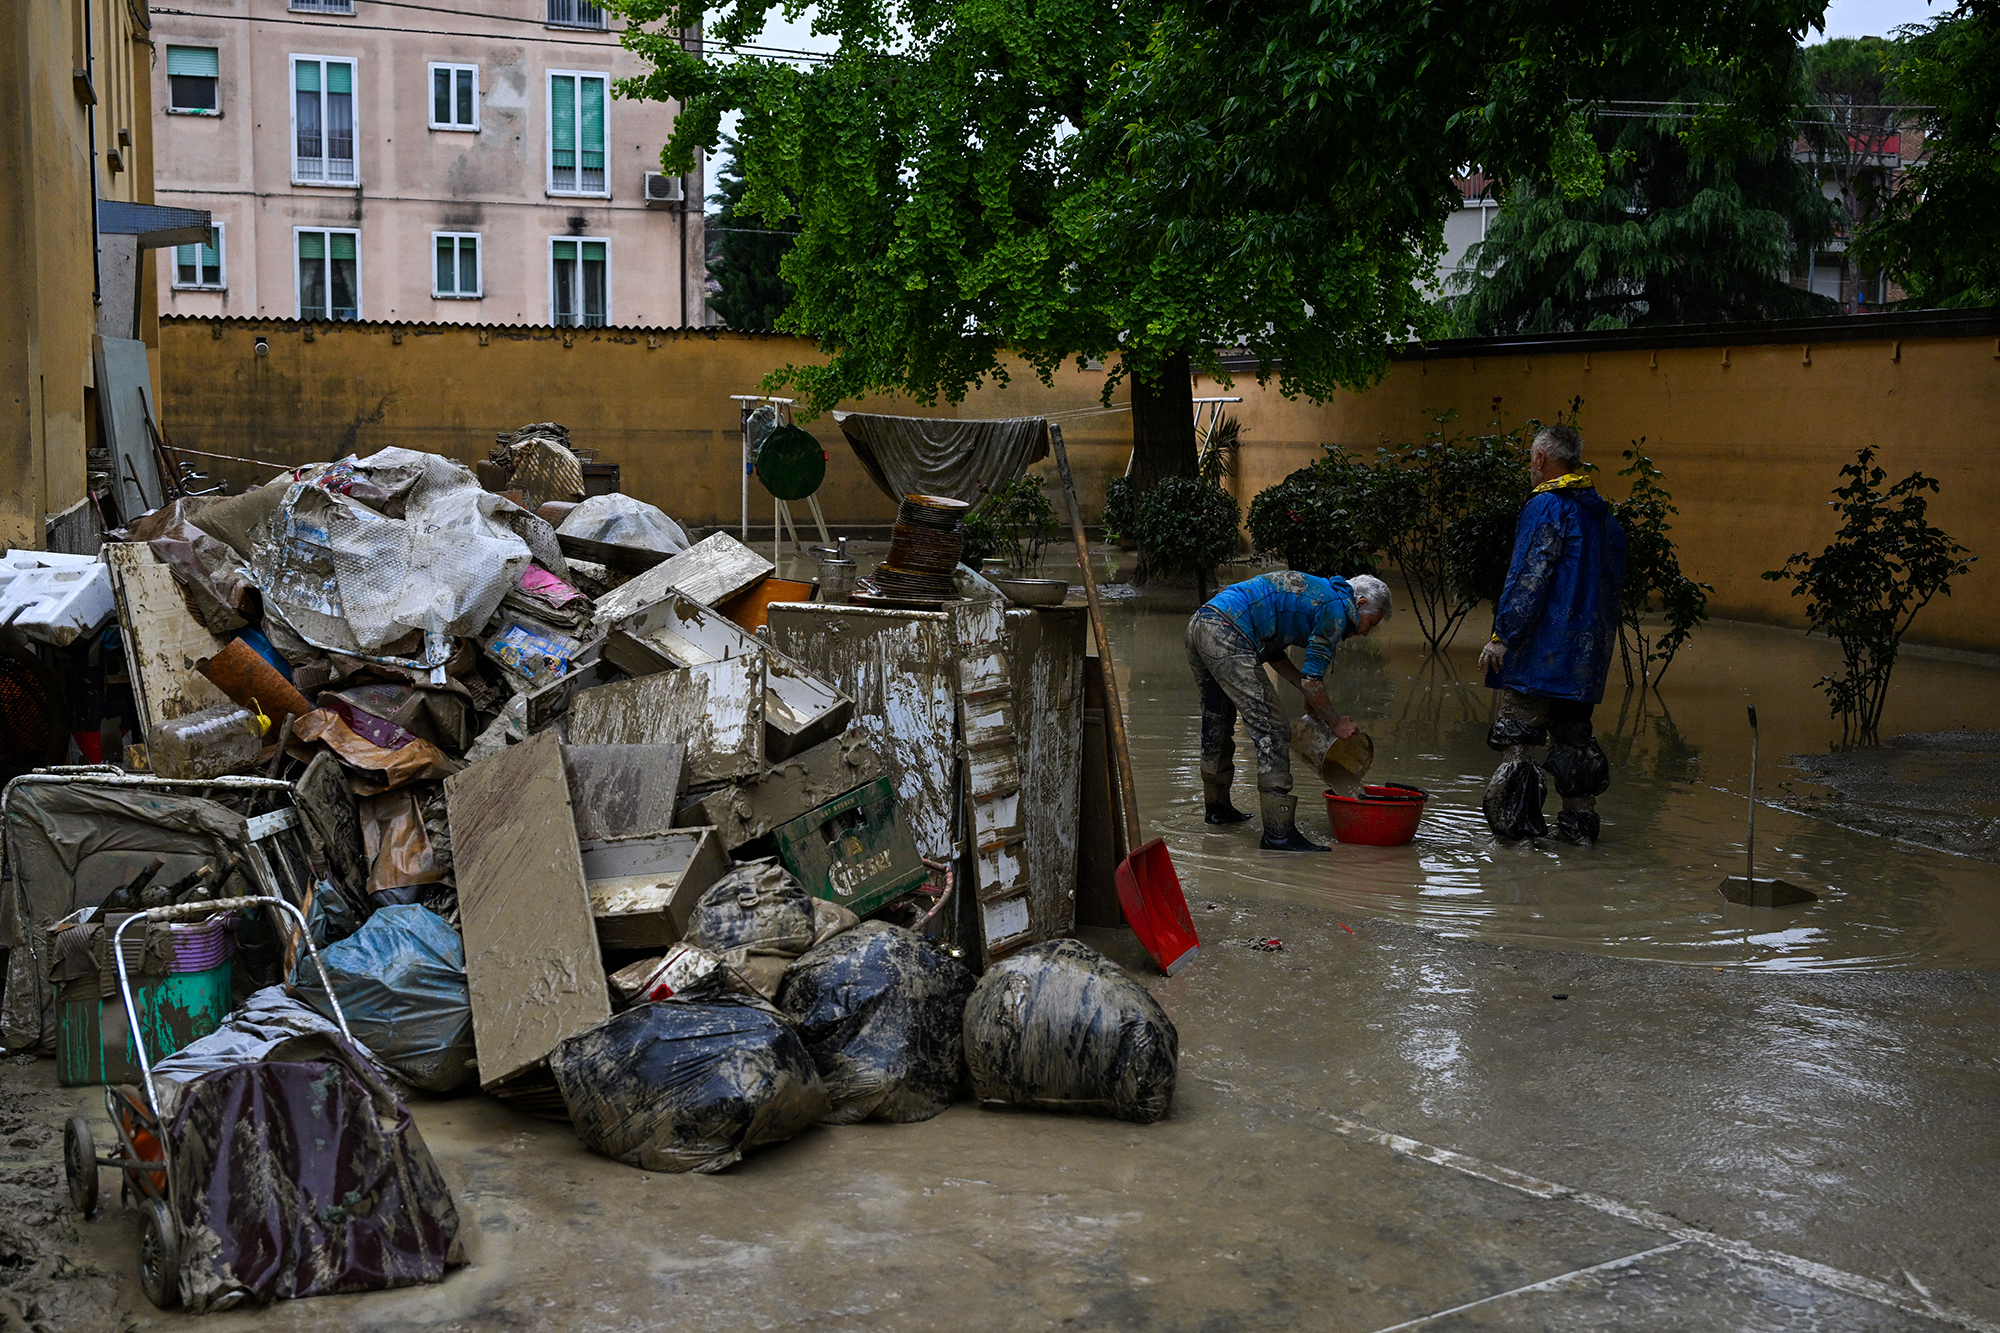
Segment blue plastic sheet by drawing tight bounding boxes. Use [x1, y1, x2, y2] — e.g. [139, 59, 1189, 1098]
[293, 905, 474, 1092]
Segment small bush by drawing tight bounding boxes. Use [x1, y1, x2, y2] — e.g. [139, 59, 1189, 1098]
[962, 475, 1058, 573]
[1764, 447, 1975, 744]
[1244, 451, 1381, 578]
[1135, 477, 1240, 596]
[1100, 476, 1135, 543]
[1613, 445, 1710, 689]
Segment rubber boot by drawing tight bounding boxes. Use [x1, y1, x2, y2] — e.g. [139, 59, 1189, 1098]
[1555, 801, 1600, 847]
[1259, 792, 1329, 852]
[1203, 776, 1251, 825]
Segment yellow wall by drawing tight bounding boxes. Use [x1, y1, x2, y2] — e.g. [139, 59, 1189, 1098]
[156, 319, 1138, 531]
[0, 0, 157, 549]
[1201, 334, 2000, 654]
[158, 318, 2000, 653]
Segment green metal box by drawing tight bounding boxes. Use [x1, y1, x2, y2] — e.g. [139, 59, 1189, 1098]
[772, 777, 929, 919]
[56, 962, 233, 1087]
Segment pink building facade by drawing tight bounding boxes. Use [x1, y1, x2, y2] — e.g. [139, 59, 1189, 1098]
[151, 0, 704, 328]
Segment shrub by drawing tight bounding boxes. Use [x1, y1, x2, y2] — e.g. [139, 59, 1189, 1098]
[1100, 476, 1135, 544]
[961, 474, 1059, 573]
[1763, 447, 1976, 744]
[1612, 446, 1710, 690]
[1134, 477, 1240, 598]
[1244, 450, 1381, 579]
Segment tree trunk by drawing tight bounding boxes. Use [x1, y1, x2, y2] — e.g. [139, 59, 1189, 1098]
[1127, 349, 1197, 498]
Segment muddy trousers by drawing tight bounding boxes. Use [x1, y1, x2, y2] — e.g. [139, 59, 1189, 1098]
[1485, 689, 1611, 843]
[1186, 609, 1293, 803]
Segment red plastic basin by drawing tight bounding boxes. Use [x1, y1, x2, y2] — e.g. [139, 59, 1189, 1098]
[1325, 784, 1428, 846]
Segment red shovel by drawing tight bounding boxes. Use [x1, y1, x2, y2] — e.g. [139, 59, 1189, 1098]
[1048, 424, 1200, 976]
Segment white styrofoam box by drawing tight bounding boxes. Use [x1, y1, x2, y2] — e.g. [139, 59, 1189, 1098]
[2, 549, 99, 571]
[0, 559, 116, 645]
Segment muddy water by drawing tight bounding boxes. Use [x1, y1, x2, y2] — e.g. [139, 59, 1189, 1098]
[1098, 581, 2000, 972]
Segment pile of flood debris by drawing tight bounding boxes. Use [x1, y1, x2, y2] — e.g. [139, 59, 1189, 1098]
[0, 432, 1179, 1306]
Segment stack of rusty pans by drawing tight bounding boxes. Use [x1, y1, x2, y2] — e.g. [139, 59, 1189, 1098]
[853, 494, 971, 607]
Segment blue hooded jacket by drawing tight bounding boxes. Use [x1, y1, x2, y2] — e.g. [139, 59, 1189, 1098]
[1485, 482, 1627, 703]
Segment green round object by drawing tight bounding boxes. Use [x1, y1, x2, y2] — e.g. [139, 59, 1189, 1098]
[754, 424, 827, 501]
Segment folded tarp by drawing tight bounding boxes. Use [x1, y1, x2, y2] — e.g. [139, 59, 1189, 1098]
[832, 413, 1048, 505]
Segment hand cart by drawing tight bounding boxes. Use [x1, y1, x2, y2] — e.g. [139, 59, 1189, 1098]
[61, 894, 350, 1310]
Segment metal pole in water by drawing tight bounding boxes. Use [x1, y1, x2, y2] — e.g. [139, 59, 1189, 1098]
[1746, 704, 1758, 884]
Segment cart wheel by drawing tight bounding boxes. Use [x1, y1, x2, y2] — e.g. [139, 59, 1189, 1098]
[138, 1197, 181, 1310]
[62, 1117, 97, 1218]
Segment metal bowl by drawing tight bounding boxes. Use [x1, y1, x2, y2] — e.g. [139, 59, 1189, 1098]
[993, 578, 1069, 607]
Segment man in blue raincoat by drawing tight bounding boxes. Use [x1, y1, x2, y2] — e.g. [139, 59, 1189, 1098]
[1475, 424, 1627, 845]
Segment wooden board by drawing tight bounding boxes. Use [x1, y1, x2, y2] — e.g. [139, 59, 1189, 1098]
[445, 729, 610, 1090]
[1008, 606, 1087, 943]
[589, 532, 774, 628]
[103, 542, 231, 745]
[565, 657, 765, 784]
[562, 743, 686, 842]
[556, 531, 670, 575]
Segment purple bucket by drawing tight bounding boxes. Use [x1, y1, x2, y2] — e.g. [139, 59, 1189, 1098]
[167, 913, 238, 973]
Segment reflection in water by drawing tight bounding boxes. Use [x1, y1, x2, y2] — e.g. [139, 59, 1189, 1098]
[1108, 591, 2000, 972]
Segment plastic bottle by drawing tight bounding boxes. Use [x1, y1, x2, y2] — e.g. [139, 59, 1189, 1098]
[147, 702, 266, 779]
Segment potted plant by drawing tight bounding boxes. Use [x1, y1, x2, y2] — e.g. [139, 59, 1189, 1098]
[962, 475, 1066, 604]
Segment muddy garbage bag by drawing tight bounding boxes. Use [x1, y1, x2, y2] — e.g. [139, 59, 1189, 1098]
[556, 493, 691, 556]
[778, 921, 974, 1124]
[962, 938, 1178, 1124]
[682, 858, 817, 998]
[549, 997, 830, 1173]
[292, 905, 474, 1092]
[1482, 757, 1548, 841]
[169, 1031, 462, 1313]
[606, 943, 764, 1009]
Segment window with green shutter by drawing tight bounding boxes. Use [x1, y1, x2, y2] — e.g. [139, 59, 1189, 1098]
[433, 233, 480, 297]
[551, 237, 608, 327]
[293, 56, 357, 183]
[173, 225, 224, 289]
[548, 72, 608, 195]
[166, 46, 220, 113]
[297, 228, 360, 320]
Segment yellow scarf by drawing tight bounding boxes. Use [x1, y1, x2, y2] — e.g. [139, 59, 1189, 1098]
[1532, 471, 1594, 495]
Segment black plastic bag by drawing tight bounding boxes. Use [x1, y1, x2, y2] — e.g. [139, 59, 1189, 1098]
[778, 921, 975, 1124]
[962, 938, 1178, 1124]
[1482, 757, 1549, 840]
[169, 1032, 462, 1313]
[548, 997, 831, 1173]
[1542, 735, 1611, 799]
[293, 904, 475, 1092]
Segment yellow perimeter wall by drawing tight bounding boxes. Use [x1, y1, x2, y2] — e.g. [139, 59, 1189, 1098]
[159, 318, 1999, 653]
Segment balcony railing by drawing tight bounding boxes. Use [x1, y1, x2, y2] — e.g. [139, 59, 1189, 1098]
[290, 0, 355, 13]
[546, 0, 606, 28]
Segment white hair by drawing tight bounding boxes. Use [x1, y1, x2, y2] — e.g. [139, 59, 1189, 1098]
[1349, 573, 1392, 621]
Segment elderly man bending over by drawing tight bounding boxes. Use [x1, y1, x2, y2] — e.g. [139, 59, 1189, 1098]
[1187, 570, 1392, 851]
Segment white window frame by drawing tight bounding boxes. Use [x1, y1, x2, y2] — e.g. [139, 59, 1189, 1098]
[294, 226, 362, 321]
[164, 45, 222, 116]
[432, 231, 482, 299]
[545, 69, 611, 199]
[290, 54, 359, 187]
[427, 62, 479, 132]
[548, 235, 610, 328]
[171, 223, 226, 291]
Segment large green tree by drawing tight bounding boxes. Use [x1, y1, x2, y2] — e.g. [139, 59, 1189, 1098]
[1451, 63, 1841, 333]
[610, 0, 1829, 490]
[707, 139, 797, 330]
[1851, 1, 2000, 307]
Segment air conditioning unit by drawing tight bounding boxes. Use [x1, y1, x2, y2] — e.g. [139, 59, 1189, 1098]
[642, 172, 685, 207]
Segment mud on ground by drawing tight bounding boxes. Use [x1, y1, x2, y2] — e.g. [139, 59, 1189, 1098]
[1782, 731, 2000, 861]
[0, 1054, 127, 1333]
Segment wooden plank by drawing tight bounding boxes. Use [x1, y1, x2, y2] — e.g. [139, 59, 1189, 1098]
[445, 729, 610, 1090]
[556, 531, 670, 575]
[565, 657, 765, 784]
[1008, 607, 1087, 942]
[562, 743, 686, 842]
[589, 532, 774, 628]
[103, 542, 231, 746]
